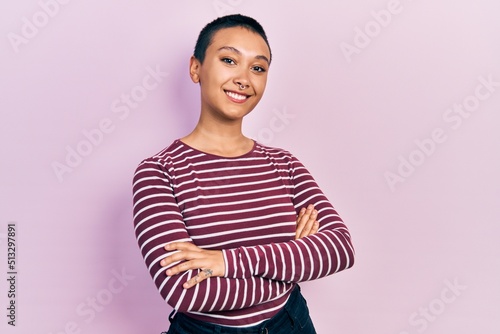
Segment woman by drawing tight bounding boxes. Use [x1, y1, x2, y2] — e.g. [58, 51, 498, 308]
[132, 14, 355, 334]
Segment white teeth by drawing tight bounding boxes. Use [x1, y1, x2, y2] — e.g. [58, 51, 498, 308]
[226, 91, 247, 101]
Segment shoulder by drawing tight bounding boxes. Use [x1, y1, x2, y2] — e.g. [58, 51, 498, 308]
[137, 139, 193, 165]
[254, 141, 302, 165]
[135, 139, 196, 174]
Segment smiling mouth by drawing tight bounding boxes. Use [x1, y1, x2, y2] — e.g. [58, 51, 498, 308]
[224, 90, 249, 101]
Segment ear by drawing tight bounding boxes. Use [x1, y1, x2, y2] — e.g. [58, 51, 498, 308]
[189, 56, 201, 83]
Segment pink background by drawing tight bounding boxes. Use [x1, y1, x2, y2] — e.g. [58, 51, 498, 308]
[1, 1, 499, 333]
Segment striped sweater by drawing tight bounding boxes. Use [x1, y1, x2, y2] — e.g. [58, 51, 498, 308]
[132, 139, 355, 327]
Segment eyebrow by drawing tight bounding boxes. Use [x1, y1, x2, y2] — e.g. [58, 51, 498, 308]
[217, 46, 270, 64]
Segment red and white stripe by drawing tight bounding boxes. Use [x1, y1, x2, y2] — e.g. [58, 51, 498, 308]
[132, 140, 354, 327]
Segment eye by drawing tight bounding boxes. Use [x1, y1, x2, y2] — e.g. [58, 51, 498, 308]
[252, 66, 267, 73]
[221, 57, 235, 65]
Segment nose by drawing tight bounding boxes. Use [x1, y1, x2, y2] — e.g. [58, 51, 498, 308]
[234, 70, 250, 90]
[236, 80, 248, 90]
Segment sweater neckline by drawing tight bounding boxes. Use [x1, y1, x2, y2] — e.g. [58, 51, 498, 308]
[175, 139, 257, 159]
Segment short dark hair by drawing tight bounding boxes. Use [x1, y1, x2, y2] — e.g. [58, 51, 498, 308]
[193, 14, 272, 64]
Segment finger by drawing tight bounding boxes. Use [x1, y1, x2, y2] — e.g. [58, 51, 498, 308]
[183, 268, 214, 289]
[309, 221, 319, 235]
[165, 258, 205, 276]
[183, 274, 201, 289]
[295, 205, 314, 239]
[295, 214, 308, 239]
[201, 268, 214, 278]
[296, 205, 313, 227]
[302, 210, 318, 238]
[296, 207, 306, 222]
[297, 209, 318, 239]
[161, 242, 204, 267]
[160, 250, 195, 267]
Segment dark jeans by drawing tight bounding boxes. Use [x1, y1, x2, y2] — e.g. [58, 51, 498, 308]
[164, 285, 316, 334]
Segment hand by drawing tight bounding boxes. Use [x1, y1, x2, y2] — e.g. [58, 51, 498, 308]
[160, 242, 225, 289]
[295, 204, 319, 239]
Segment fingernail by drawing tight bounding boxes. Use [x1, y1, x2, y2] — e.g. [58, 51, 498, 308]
[160, 260, 165, 266]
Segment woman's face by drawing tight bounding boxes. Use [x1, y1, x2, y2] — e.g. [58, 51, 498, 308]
[190, 26, 271, 122]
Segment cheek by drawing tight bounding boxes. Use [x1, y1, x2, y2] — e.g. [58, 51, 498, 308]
[199, 62, 228, 83]
[200, 74, 223, 97]
[254, 77, 268, 95]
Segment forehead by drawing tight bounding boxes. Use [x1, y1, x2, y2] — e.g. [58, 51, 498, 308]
[208, 27, 270, 58]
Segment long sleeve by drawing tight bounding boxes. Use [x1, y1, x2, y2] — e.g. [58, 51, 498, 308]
[223, 154, 355, 281]
[133, 158, 293, 314]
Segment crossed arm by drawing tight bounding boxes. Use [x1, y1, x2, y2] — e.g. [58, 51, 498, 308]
[133, 156, 354, 313]
[161, 204, 320, 289]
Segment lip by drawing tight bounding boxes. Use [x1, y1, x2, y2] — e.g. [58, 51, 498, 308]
[224, 90, 250, 104]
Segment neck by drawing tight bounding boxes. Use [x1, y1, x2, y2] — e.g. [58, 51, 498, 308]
[180, 115, 254, 157]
